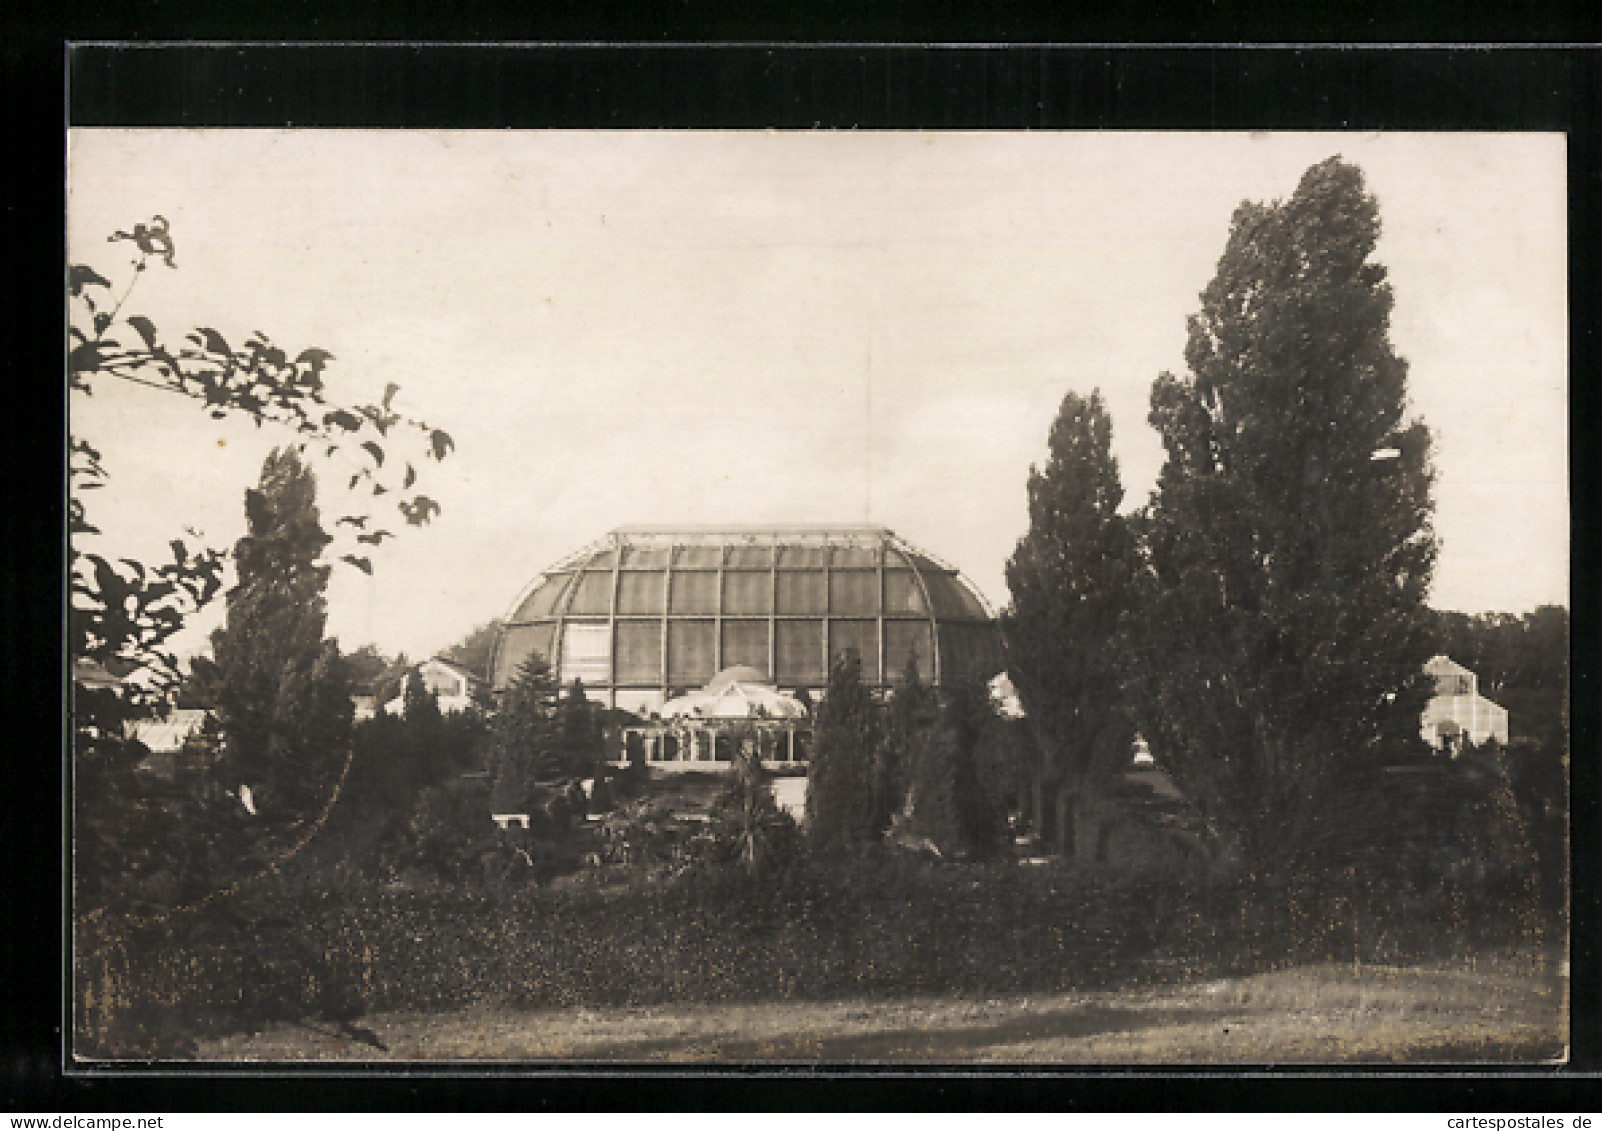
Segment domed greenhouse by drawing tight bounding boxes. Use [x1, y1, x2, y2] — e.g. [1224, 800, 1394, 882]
[489, 526, 1003, 715]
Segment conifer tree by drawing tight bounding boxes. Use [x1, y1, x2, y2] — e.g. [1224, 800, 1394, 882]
[556, 678, 605, 779]
[490, 655, 562, 812]
[805, 652, 882, 851]
[210, 447, 352, 841]
[878, 654, 936, 831]
[909, 677, 1005, 859]
[402, 668, 444, 732]
[1139, 157, 1437, 875]
[70, 218, 453, 726]
[400, 668, 449, 790]
[1002, 388, 1142, 854]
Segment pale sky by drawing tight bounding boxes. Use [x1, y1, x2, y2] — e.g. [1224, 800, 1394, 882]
[67, 130, 1569, 663]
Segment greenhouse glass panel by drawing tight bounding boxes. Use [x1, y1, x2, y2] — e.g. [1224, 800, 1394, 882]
[620, 546, 671, 569]
[905, 557, 987, 619]
[919, 570, 985, 620]
[777, 545, 827, 568]
[883, 570, 927, 615]
[776, 571, 826, 615]
[775, 620, 824, 684]
[830, 546, 878, 568]
[667, 620, 716, 685]
[885, 621, 933, 684]
[725, 544, 773, 568]
[953, 579, 988, 619]
[674, 545, 722, 569]
[669, 571, 720, 615]
[494, 623, 556, 689]
[829, 619, 879, 679]
[938, 623, 1004, 681]
[723, 570, 772, 615]
[829, 570, 879, 615]
[514, 574, 572, 620]
[492, 527, 996, 692]
[721, 620, 770, 675]
[560, 622, 612, 686]
[614, 689, 665, 717]
[617, 571, 666, 615]
[568, 570, 615, 616]
[615, 621, 664, 684]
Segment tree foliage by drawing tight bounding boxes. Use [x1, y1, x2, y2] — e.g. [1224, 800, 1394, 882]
[970, 704, 1037, 828]
[1430, 606, 1568, 728]
[487, 660, 601, 813]
[1138, 157, 1438, 873]
[69, 218, 453, 722]
[908, 678, 1007, 860]
[556, 679, 606, 780]
[439, 620, 504, 684]
[73, 726, 181, 914]
[337, 686, 492, 881]
[877, 654, 936, 832]
[1002, 388, 1143, 852]
[400, 775, 498, 884]
[401, 667, 446, 751]
[209, 448, 353, 840]
[343, 644, 407, 699]
[805, 652, 883, 852]
[1429, 605, 1568, 905]
[490, 656, 559, 812]
[709, 725, 800, 875]
[76, 450, 358, 914]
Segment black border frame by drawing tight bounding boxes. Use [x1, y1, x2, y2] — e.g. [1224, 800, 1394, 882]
[15, 39, 1599, 1111]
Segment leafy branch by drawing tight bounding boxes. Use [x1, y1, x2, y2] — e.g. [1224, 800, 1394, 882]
[69, 217, 456, 712]
[70, 224, 453, 544]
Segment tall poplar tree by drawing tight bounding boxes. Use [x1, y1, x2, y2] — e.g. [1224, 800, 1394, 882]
[1002, 388, 1142, 855]
[1140, 157, 1437, 875]
[211, 447, 353, 840]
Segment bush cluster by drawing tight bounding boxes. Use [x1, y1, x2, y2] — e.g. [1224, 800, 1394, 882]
[75, 842, 1547, 1057]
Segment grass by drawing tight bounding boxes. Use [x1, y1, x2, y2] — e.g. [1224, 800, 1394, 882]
[190, 949, 1568, 1063]
[73, 851, 1557, 1061]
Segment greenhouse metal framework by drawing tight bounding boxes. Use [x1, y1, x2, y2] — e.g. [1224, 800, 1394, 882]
[489, 526, 1002, 714]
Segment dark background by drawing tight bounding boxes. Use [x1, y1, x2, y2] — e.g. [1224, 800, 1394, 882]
[11, 14, 1600, 1112]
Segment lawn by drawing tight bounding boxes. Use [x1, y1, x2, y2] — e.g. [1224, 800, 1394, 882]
[76, 844, 1561, 1064]
[192, 947, 1566, 1064]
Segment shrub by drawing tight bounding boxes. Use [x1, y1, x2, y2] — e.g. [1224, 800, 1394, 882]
[401, 776, 497, 883]
[74, 834, 1554, 1056]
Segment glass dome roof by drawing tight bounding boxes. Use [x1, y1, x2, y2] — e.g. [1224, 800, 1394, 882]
[490, 526, 1002, 714]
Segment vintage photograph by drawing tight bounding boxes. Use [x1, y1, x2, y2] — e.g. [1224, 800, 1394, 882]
[68, 129, 1569, 1063]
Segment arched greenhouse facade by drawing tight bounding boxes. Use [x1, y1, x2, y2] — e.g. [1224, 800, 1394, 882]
[489, 526, 1002, 715]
